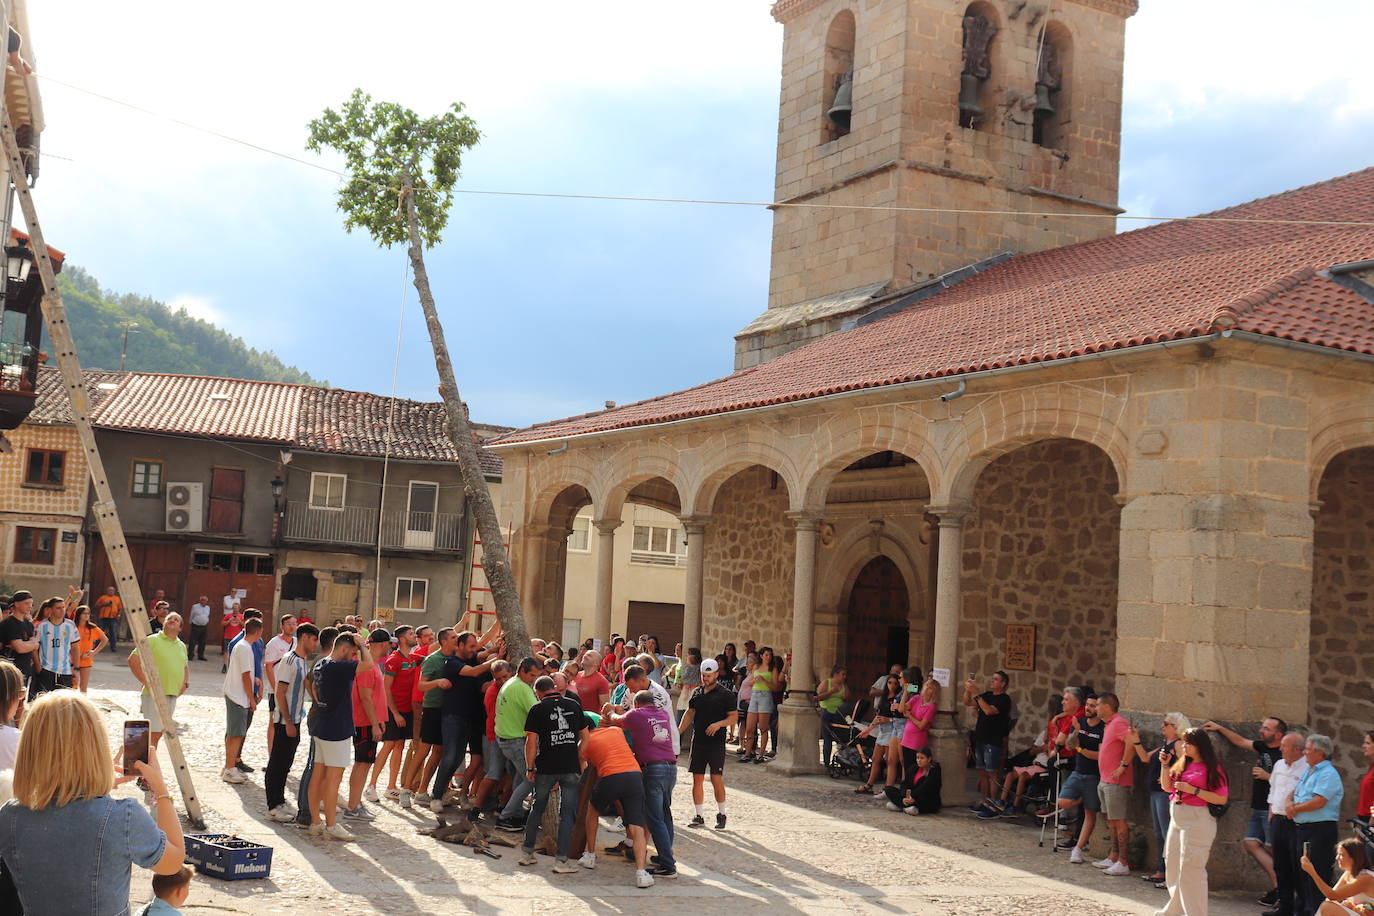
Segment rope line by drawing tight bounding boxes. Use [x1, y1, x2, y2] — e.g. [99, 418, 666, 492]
[34, 73, 1374, 229]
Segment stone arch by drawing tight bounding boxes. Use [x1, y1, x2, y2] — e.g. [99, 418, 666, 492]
[596, 452, 688, 520]
[527, 462, 599, 527]
[798, 422, 941, 512]
[941, 402, 1129, 504]
[682, 438, 802, 517]
[1308, 399, 1374, 501]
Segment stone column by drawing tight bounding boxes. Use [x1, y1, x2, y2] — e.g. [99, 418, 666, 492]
[591, 519, 621, 642]
[925, 502, 972, 795]
[680, 516, 708, 651]
[774, 512, 821, 776]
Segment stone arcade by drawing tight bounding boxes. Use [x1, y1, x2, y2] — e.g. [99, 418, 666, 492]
[487, 0, 1374, 887]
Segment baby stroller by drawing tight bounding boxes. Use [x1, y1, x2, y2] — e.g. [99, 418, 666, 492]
[823, 699, 876, 780]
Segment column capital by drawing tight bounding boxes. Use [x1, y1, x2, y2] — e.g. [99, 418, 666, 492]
[785, 511, 823, 531]
[925, 501, 973, 525]
[678, 514, 711, 532]
[592, 519, 623, 535]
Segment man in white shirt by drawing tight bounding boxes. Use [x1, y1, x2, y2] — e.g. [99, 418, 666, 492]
[263, 614, 298, 755]
[222, 617, 263, 784]
[188, 595, 212, 661]
[1265, 731, 1308, 916]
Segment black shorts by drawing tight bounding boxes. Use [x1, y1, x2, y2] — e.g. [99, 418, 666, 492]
[737, 699, 748, 715]
[689, 739, 727, 776]
[420, 707, 443, 746]
[590, 771, 646, 828]
[353, 727, 378, 764]
[267, 693, 276, 712]
[383, 711, 410, 743]
[467, 731, 483, 758]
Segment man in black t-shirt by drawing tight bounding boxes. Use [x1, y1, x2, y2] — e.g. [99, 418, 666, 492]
[1056, 694, 1104, 862]
[678, 659, 738, 830]
[430, 631, 496, 808]
[1204, 716, 1286, 902]
[520, 676, 591, 870]
[0, 591, 37, 688]
[963, 670, 1013, 807]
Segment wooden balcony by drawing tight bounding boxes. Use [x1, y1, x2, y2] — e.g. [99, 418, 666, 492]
[282, 501, 465, 553]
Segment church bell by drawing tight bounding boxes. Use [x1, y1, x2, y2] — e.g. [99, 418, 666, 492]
[958, 73, 983, 118]
[1034, 81, 1056, 115]
[827, 71, 853, 130]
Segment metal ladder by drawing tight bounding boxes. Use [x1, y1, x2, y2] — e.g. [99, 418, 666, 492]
[2, 111, 204, 828]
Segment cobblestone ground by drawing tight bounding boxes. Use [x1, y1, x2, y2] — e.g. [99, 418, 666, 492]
[80, 654, 1258, 915]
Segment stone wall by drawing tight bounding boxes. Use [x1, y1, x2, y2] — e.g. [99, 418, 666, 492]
[957, 439, 1121, 744]
[701, 465, 794, 654]
[1311, 446, 1374, 809]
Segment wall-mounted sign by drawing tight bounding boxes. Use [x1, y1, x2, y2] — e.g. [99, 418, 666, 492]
[60, 531, 78, 543]
[1004, 624, 1036, 671]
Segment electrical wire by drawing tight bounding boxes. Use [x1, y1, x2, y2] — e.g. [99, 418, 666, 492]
[33, 73, 1374, 229]
[372, 252, 411, 611]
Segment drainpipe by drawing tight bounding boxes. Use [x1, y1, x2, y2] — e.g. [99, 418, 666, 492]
[938, 379, 967, 403]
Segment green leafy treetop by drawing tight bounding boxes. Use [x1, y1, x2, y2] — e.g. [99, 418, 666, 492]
[307, 90, 528, 656]
[306, 89, 481, 249]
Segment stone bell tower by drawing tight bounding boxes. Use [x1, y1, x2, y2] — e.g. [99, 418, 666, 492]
[735, 0, 1139, 369]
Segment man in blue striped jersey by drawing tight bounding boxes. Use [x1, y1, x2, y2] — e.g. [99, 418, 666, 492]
[264, 622, 320, 823]
[34, 596, 78, 695]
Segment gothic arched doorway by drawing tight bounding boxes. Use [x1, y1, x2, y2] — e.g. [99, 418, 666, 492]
[844, 556, 910, 685]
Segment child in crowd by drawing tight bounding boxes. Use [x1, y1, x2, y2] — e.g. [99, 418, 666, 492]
[136, 865, 193, 915]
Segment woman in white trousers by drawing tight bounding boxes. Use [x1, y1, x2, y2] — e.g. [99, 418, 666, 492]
[1155, 727, 1230, 916]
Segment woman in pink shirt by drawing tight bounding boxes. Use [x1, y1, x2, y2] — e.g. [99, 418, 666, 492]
[898, 673, 938, 776]
[1156, 727, 1229, 916]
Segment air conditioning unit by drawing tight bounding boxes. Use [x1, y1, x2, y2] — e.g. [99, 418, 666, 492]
[165, 482, 204, 533]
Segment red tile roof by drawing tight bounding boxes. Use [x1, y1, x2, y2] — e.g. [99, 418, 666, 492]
[84, 372, 504, 474]
[492, 167, 1374, 445]
[28, 367, 126, 424]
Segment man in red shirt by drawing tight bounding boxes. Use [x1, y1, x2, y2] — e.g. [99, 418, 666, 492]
[342, 629, 389, 820]
[1094, 692, 1139, 876]
[572, 649, 612, 714]
[398, 625, 435, 797]
[372, 625, 420, 799]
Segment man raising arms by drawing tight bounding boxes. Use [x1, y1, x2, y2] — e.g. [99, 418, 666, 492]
[306, 631, 376, 840]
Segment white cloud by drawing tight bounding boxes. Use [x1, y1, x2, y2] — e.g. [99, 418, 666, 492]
[166, 294, 221, 325]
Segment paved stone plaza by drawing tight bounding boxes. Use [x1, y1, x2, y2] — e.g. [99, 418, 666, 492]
[84, 655, 1264, 916]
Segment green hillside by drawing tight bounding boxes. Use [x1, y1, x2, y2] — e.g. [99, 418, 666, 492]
[45, 267, 323, 385]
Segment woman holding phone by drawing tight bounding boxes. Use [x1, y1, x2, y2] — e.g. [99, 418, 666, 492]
[1137, 712, 1191, 885]
[1156, 726, 1229, 916]
[1299, 837, 1374, 915]
[0, 690, 186, 913]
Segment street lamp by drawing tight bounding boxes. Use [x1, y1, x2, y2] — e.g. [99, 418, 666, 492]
[4, 237, 34, 296]
[0, 238, 38, 430]
[270, 475, 285, 513]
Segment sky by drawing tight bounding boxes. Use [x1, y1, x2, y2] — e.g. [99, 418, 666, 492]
[21, 0, 1374, 428]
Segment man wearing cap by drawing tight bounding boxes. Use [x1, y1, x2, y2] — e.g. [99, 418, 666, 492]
[0, 591, 37, 691]
[678, 658, 739, 830]
[342, 627, 390, 820]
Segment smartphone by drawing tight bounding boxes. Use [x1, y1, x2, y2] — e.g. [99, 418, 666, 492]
[122, 719, 150, 774]
[1303, 842, 1311, 860]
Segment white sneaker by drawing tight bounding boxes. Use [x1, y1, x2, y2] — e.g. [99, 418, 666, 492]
[1091, 857, 1115, 869]
[885, 801, 901, 812]
[579, 852, 596, 869]
[307, 822, 324, 837]
[415, 792, 432, 805]
[430, 798, 445, 813]
[398, 789, 413, 809]
[363, 786, 380, 803]
[600, 816, 624, 833]
[903, 806, 919, 816]
[384, 788, 400, 800]
[221, 767, 246, 784]
[1105, 861, 1131, 876]
[325, 823, 355, 841]
[635, 869, 655, 889]
[1069, 847, 1085, 864]
[552, 858, 580, 874]
[343, 805, 375, 820]
[267, 806, 296, 823]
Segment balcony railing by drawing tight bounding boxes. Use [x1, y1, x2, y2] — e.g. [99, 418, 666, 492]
[283, 501, 465, 552]
[629, 550, 688, 568]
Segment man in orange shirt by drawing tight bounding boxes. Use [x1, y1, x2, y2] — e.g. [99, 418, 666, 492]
[579, 721, 654, 889]
[94, 586, 123, 650]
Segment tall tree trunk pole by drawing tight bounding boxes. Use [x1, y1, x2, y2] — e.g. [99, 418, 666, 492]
[399, 172, 532, 656]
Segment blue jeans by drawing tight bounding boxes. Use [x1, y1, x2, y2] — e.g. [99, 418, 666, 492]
[641, 761, 676, 868]
[498, 737, 534, 820]
[432, 714, 469, 798]
[1149, 790, 1171, 873]
[522, 772, 580, 860]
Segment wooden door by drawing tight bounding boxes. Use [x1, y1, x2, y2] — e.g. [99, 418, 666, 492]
[844, 556, 910, 685]
[207, 468, 245, 533]
[626, 601, 684, 651]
